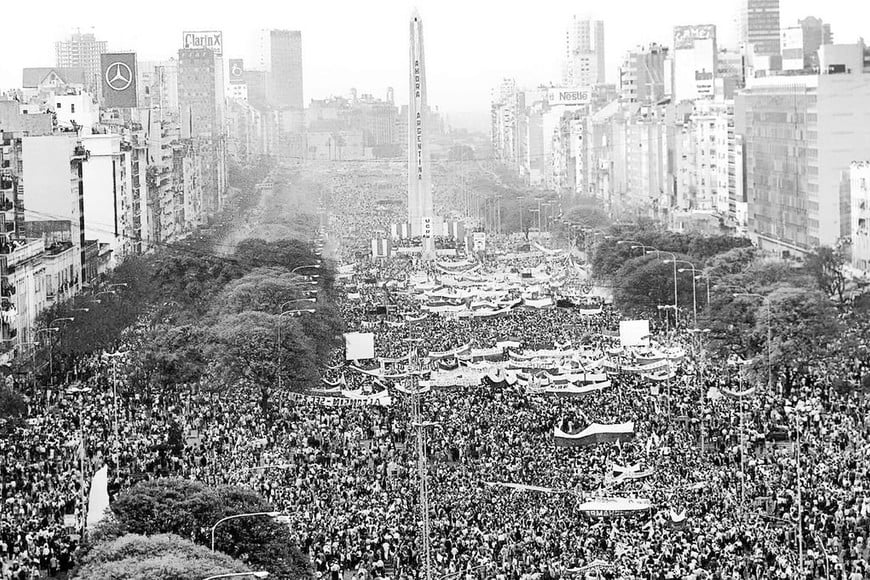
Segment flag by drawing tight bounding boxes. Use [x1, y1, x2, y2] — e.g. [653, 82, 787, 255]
[371, 238, 392, 259]
[554, 422, 635, 447]
[86, 465, 110, 529]
[390, 222, 411, 239]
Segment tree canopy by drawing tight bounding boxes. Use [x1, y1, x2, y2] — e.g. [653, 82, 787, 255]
[100, 478, 310, 580]
[74, 533, 250, 580]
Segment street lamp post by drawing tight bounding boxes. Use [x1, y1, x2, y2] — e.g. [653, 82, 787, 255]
[34, 328, 59, 382]
[48, 318, 74, 384]
[733, 293, 773, 393]
[210, 512, 281, 552]
[276, 309, 315, 390]
[103, 351, 126, 438]
[669, 262, 699, 328]
[67, 385, 91, 534]
[695, 274, 711, 306]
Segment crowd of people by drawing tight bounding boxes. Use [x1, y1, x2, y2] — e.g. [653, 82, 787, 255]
[3, 162, 870, 580]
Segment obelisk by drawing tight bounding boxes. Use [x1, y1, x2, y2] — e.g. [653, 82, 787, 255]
[408, 9, 436, 259]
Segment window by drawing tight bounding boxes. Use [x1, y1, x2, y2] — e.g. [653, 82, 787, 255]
[71, 104, 76, 114]
[56, 102, 62, 109]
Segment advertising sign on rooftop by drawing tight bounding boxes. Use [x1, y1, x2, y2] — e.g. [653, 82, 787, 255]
[182, 31, 224, 55]
[547, 87, 591, 107]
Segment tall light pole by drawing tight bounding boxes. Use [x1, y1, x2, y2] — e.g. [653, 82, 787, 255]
[48, 317, 75, 384]
[695, 273, 711, 306]
[103, 351, 126, 438]
[733, 293, 773, 393]
[655, 252, 679, 329]
[34, 328, 59, 382]
[668, 261, 698, 328]
[68, 385, 91, 534]
[408, 346, 435, 580]
[210, 512, 281, 552]
[276, 309, 315, 389]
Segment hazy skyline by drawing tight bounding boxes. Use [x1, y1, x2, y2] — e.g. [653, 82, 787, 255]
[2, 0, 868, 120]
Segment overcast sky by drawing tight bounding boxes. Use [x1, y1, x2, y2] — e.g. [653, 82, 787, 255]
[1, 0, 867, 118]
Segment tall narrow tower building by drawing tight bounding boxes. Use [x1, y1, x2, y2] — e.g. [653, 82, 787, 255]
[408, 10, 435, 259]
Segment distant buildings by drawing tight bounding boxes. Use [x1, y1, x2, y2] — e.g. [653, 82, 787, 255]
[55, 31, 107, 98]
[563, 17, 605, 88]
[739, 0, 782, 70]
[672, 25, 718, 102]
[782, 17, 833, 72]
[619, 44, 668, 104]
[734, 42, 870, 255]
[257, 30, 304, 110]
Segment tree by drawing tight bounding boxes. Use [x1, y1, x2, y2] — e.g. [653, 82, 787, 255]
[805, 245, 847, 304]
[104, 479, 311, 580]
[214, 268, 317, 314]
[703, 246, 758, 280]
[74, 533, 250, 580]
[204, 311, 320, 404]
[759, 287, 842, 383]
[152, 252, 248, 315]
[0, 386, 27, 434]
[612, 253, 697, 320]
[124, 324, 208, 393]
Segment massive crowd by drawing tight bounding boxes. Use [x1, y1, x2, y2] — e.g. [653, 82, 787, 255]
[2, 163, 870, 580]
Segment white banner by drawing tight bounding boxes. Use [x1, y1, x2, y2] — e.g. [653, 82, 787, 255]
[619, 320, 650, 348]
[344, 332, 375, 361]
[86, 465, 110, 529]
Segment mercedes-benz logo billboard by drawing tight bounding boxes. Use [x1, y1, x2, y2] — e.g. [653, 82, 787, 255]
[105, 62, 133, 91]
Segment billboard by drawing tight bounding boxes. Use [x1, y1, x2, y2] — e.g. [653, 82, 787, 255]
[228, 59, 245, 84]
[547, 87, 591, 106]
[344, 332, 375, 361]
[472, 232, 487, 252]
[182, 30, 224, 55]
[674, 24, 716, 50]
[101, 53, 138, 108]
[619, 320, 650, 348]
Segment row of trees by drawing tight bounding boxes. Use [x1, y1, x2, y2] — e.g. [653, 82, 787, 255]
[78, 478, 308, 579]
[580, 216, 857, 390]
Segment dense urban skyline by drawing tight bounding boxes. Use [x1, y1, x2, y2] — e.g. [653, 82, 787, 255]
[1, 0, 868, 122]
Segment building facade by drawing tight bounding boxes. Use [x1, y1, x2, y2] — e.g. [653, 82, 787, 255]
[55, 31, 107, 98]
[563, 17, 605, 88]
[619, 44, 668, 104]
[736, 62, 870, 256]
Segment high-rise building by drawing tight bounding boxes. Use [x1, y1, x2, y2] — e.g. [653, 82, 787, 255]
[735, 46, 870, 257]
[55, 31, 107, 98]
[21, 135, 88, 285]
[178, 48, 224, 137]
[849, 161, 870, 272]
[139, 59, 179, 111]
[739, 0, 781, 74]
[782, 17, 833, 72]
[563, 17, 605, 88]
[257, 30, 303, 109]
[618, 44, 668, 104]
[672, 25, 718, 102]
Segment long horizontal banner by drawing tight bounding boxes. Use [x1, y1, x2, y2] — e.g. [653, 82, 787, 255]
[288, 390, 392, 407]
[483, 481, 565, 494]
[577, 497, 653, 516]
[535, 381, 611, 397]
[554, 422, 635, 447]
[427, 343, 471, 361]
